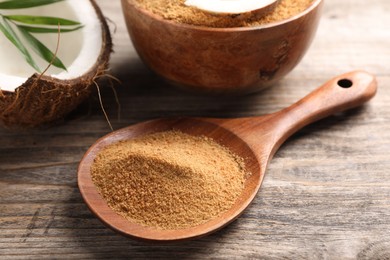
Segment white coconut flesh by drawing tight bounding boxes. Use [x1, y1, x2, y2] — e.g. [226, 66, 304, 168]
[184, 0, 277, 15]
[0, 0, 102, 92]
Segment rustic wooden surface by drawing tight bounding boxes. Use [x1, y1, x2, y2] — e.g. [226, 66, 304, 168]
[1, 0, 389, 258]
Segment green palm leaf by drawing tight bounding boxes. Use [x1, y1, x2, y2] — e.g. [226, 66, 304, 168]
[18, 26, 67, 71]
[0, 0, 64, 9]
[5, 15, 80, 25]
[18, 25, 84, 33]
[0, 0, 83, 72]
[0, 18, 40, 72]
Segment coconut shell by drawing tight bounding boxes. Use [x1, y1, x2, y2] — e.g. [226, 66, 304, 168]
[0, 0, 112, 128]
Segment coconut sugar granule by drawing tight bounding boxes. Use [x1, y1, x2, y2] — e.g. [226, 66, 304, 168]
[91, 131, 248, 230]
[134, 0, 314, 28]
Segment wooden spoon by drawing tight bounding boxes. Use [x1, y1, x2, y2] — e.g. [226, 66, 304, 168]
[78, 71, 377, 242]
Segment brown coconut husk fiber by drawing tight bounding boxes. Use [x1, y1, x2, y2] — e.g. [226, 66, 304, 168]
[0, 0, 112, 128]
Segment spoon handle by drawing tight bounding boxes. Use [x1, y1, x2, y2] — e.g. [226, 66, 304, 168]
[261, 70, 377, 153]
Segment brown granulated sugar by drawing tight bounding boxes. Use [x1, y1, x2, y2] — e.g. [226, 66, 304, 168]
[134, 0, 314, 28]
[91, 131, 247, 230]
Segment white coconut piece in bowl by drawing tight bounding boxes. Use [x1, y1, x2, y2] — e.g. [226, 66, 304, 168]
[184, 0, 278, 16]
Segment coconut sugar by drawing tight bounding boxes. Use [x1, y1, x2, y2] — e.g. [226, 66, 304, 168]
[91, 131, 247, 230]
[134, 0, 314, 28]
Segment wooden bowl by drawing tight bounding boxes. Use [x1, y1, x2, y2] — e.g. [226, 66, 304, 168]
[121, 0, 324, 94]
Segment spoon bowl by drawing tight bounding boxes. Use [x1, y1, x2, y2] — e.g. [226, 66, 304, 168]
[78, 71, 377, 242]
[79, 118, 262, 241]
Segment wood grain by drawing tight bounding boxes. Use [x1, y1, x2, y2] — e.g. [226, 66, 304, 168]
[1, 0, 390, 258]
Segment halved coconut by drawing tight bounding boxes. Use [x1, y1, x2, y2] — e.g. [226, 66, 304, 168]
[0, 0, 112, 127]
[184, 0, 278, 16]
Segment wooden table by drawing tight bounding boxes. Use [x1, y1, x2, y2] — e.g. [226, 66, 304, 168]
[1, 0, 390, 258]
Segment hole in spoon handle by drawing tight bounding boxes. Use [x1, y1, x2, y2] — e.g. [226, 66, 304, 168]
[337, 78, 353, 88]
[272, 70, 377, 144]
